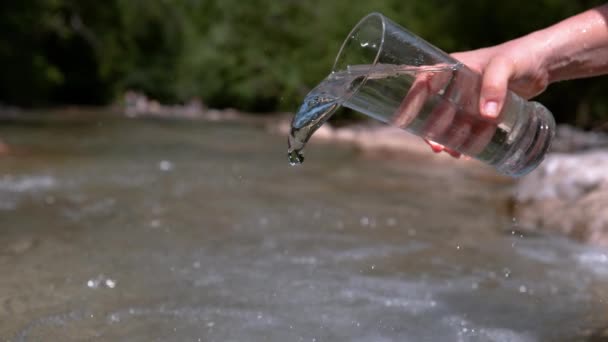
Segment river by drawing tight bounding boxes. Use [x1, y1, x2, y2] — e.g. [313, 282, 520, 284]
[1, 113, 608, 341]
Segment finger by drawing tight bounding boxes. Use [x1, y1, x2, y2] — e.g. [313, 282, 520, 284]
[424, 100, 456, 141]
[479, 56, 514, 119]
[460, 122, 496, 157]
[444, 148, 461, 159]
[393, 73, 430, 128]
[425, 139, 444, 153]
[444, 116, 472, 151]
[422, 68, 456, 139]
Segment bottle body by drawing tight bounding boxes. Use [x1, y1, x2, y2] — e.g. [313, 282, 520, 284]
[342, 63, 555, 177]
[286, 12, 556, 176]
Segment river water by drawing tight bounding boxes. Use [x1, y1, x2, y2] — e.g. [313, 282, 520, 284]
[1, 113, 608, 341]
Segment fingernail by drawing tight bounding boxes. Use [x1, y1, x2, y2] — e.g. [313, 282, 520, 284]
[483, 101, 498, 118]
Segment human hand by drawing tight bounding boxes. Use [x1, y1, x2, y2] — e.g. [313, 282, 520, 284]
[423, 36, 552, 157]
[392, 61, 500, 159]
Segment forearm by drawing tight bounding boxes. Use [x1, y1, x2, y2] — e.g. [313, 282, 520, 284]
[530, 4, 608, 83]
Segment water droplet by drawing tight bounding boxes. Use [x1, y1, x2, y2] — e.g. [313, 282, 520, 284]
[159, 160, 173, 172]
[288, 150, 304, 166]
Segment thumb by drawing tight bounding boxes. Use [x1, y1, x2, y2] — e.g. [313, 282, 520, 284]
[479, 56, 514, 119]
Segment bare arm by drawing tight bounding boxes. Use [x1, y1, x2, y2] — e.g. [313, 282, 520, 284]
[537, 3, 608, 82]
[427, 4, 608, 157]
[453, 3, 608, 118]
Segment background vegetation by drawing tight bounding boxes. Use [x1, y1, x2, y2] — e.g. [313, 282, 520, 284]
[1, 0, 607, 127]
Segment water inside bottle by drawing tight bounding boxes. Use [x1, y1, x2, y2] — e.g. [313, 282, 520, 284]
[288, 63, 552, 176]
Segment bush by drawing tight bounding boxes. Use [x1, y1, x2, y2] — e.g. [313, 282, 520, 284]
[1, 0, 607, 128]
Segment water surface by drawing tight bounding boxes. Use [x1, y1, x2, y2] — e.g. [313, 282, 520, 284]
[1, 113, 608, 341]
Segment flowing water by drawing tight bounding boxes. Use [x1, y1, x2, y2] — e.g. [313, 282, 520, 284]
[2, 113, 608, 341]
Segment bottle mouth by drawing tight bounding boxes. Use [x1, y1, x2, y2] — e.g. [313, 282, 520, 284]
[331, 12, 386, 104]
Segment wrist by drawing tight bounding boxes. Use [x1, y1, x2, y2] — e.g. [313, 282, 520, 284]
[517, 28, 560, 84]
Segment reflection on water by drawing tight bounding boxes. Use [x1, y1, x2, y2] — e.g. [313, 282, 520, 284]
[1, 114, 608, 341]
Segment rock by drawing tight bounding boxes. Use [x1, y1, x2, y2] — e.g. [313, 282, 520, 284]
[513, 150, 608, 246]
[550, 124, 608, 153]
[122, 91, 207, 119]
[0, 139, 8, 156]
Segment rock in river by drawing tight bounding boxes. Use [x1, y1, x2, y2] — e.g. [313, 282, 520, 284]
[513, 150, 608, 246]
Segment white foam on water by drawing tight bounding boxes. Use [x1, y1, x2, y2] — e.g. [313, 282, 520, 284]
[0, 175, 56, 192]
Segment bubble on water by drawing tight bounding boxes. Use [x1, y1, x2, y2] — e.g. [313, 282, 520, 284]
[108, 313, 120, 324]
[86, 275, 117, 289]
[192, 261, 201, 269]
[360, 216, 370, 226]
[207, 321, 215, 328]
[1, 175, 57, 192]
[159, 160, 173, 172]
[291, 256, 318, 265]
[105, 279, 116, 289]
[407, 229, 417, 237]
[503, 268, 511, 278]
[519, 285, 527, 293]
[386, 217, 397, 226]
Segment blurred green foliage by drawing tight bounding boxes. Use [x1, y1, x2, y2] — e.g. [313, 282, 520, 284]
[1, 0, 607, 127]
